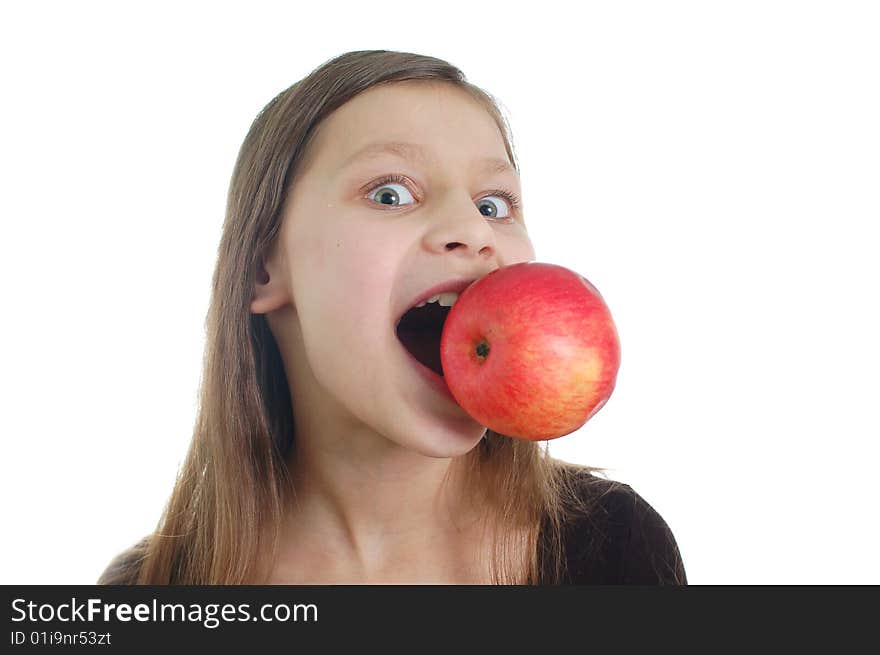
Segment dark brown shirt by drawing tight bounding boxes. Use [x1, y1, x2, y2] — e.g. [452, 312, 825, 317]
[542, 470, 688, 584]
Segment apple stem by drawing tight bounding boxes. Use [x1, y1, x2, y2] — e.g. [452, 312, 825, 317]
[475, 339, 490, 361]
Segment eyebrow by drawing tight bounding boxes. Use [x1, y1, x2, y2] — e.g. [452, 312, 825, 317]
[340, 141, 518, 177]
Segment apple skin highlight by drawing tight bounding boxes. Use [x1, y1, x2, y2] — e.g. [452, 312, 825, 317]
[439, 262, 621, 441]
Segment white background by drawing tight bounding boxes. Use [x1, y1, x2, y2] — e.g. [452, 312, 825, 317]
[1, 1, 877, 585]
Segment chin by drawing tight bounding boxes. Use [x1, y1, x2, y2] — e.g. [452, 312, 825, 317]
[393, 417, 487, 459]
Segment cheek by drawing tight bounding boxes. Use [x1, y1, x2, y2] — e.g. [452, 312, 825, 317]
[331, 230, 398, 300]
[293, 226, 398, 328]
[298, 235, 400, 399]
[499, 231, 537, 264]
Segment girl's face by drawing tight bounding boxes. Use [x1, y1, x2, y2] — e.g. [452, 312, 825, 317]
[253, 80, 536, 458]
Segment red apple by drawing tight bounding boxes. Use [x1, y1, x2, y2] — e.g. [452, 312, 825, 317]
[440, 262, 621, 441]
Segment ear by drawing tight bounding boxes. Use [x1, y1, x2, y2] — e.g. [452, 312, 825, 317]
[249, 250, 290, 315]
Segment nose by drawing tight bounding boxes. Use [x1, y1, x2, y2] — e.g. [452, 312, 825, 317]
[423, 191, 499, 258]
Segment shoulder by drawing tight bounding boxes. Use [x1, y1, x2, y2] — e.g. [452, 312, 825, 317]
[96, 535, 151, 585]
[557, 466, 688, 585]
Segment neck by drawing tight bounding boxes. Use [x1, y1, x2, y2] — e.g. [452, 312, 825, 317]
[273, 441, 486, 580]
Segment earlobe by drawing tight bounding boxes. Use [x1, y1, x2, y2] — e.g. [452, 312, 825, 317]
[249, 258, 289, 315]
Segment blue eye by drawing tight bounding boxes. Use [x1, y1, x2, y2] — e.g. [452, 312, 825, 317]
[477, 195, 513, 219]
[369, 180, 416, 207]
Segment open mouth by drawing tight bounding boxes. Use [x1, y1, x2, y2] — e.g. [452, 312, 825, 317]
[395, 300, 453, 377]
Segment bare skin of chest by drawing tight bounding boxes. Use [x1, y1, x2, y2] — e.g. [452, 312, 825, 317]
[266, 525, 530, 585]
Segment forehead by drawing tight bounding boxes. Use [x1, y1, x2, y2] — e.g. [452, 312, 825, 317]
[302, 81, 511, 174]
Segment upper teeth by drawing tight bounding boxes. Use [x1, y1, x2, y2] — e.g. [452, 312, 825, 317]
[415, 292, 459, 308]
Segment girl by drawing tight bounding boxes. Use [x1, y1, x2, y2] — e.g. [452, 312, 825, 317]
[98, 50, 687, 585]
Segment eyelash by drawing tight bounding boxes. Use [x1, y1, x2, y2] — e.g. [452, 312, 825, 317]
[364, 174, 522, 219]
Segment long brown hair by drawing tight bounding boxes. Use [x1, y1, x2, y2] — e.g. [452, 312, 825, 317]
[99, 50, 611, 585]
